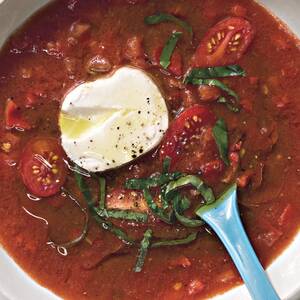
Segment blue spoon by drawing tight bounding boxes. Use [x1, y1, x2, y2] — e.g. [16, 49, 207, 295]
[196, 184, 280, 300]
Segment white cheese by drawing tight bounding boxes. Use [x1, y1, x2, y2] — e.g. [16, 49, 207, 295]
[59, 66, 168, 172]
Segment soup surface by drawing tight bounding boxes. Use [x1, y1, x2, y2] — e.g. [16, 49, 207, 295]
[0, 0, 300, 299]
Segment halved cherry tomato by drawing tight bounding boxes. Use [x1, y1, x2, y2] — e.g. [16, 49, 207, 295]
[5, 99, 31, 130]
[160, 105, 224, 182]
[19, 137, 67, 197]
[191, 17, 255, 67]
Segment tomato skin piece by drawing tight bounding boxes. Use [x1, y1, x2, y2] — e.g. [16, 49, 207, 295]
[19, 137, 67, 197]
[191, 17, 255, 67]
[5, 99, 31, 130]
[159, 105, 224, 182]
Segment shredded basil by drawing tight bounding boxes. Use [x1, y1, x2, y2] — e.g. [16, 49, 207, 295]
[98, 177, 106, 210]
[160, 31, 182, 69]
[74, 173, 95, 208]
[185, 65, 246, 82]
[160, 187, 169, 210]
[162, 157, 171, 174]
[186, 78, 239, 100]
[151, 232, 198, 248]
[145, 13, 193, 35]
[75, 174, 135, 245]
[173, 195, 204, 228]
[164, 175, 215, 205]
[217, 96, 240, 113]
[134, 229, 153, 272]
[95, 208, 148, 223]
[176, 195, 191, 212]
[125, 172, 183, 190]
[213, 119, 229, 166]
[143, 188, 173, 224]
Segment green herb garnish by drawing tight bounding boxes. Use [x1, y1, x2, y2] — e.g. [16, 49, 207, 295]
[173, 195, 204, 228]
[160, 31, 182, 69]
[98, 177, 106, 210]
[134, 229, 153, 272]
[145, 13, 193, 35]
[217, 96, 240, 113]
[185, 65, 245, 82]
[143, 188, 173, 224]
[164, 175, 215, 204]
[125, 172, 183, 190]
[151, 232, 198, 248]
[212, 119, 229, 166]
[162, 156, 171, 174]
[95, 208, 148, 223]
[75, 173, 135, 245]
[186, 78, 239, 100]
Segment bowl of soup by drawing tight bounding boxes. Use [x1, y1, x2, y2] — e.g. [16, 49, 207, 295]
[0, 0, 300, 299]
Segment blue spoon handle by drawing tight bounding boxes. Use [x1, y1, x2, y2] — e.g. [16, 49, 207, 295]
[197, 185, 280, 300]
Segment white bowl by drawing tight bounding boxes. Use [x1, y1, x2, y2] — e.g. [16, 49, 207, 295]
[0, 1, 299, 299]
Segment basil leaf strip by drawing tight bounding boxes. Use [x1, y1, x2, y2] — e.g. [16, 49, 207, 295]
[95, 208, 148, 223]
[160, 31, 182, 69]
[75, 173, 135, 245]
[165, 175, 215, 205]
[134, 229, 152, 272]
[143, 188, 173, 224]
[98, 177, 106, 210]
[151, 232, 198, 248]
[217, 96, 240, 113]
[125, 172, 183, 190]
[186, 78, 239, 100]
[212, 119, 229, 166]
[162, 156, 171, 174]
[176, 195, 191, 212]
[75, 173, 94, 208]
[145, 13, 193, 35]
[173, 195, 204, 228]
[160, 186, 169, 210]
[185, 65, 245, 82]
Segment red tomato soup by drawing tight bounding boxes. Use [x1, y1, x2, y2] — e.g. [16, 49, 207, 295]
[0, 0, 300, 299]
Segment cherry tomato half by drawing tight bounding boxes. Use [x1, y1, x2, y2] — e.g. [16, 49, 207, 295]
[20, 137, 67, 197]
[160, 105, 224, 182]
[191, 17, 255, 67]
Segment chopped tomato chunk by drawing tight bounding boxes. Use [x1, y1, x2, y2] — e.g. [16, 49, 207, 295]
[124, 36, 144, 60]
[69, 21, 91, 39]
[169, 255, 191, 269]
[236, 170, 252, 188]
[182, 89, 197, 107]
[5, 99, 31, 130]
[198, 85, 221, 102]
[188, 279, 205, 295]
